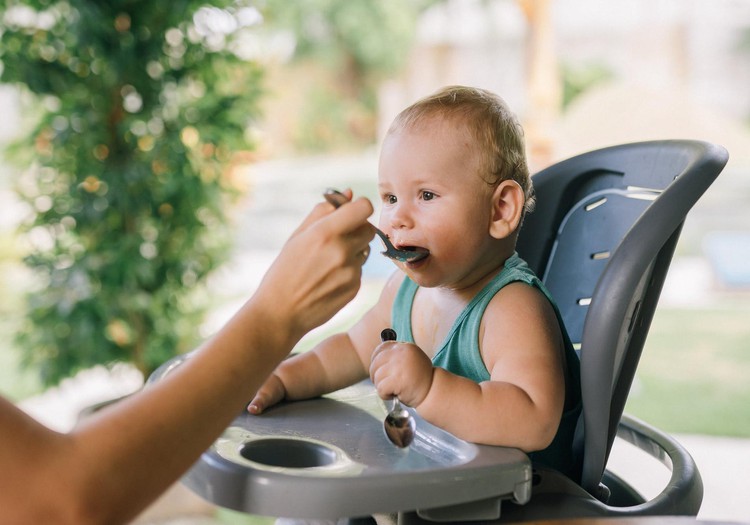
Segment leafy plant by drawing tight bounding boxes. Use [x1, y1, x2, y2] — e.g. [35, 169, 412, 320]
[0, 0, 264, 385]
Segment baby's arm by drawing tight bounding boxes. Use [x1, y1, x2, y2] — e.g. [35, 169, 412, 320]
[249, 271, 404, 414]
[409, 282, 567, 451]
[248, 333, 365, 414]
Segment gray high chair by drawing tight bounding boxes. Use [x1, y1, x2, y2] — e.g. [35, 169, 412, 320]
[149, 140, 728, 522]
[493, 139, 728, 521]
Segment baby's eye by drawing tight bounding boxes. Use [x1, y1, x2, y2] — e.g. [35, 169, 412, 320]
[384, 194, 397, 205]
[421, 191, 435, 201]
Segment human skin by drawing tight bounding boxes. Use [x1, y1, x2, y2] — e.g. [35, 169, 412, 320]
[0, 195, 374, 525]
[249, 115, 566, 451]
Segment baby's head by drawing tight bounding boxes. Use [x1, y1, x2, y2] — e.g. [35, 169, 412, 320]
[385, 85, 534, 217]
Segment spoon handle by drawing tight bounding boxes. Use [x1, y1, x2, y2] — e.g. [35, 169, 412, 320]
[323, 188, 350, 208]
[380, 328, 397, 342]
[379, 328, 401, 410]
[378, 327, 416, 448]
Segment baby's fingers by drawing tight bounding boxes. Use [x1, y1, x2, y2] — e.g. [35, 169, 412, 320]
[247, 395, 267, 415]
[247, 390, 282, 414]
[369, 342, 393, 380]
[247, 375, 285, 415]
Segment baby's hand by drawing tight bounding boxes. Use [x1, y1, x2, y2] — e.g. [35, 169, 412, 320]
[247, 373, 286, 415]
[369, 341, 434, 408]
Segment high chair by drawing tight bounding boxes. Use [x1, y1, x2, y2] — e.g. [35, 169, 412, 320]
[149, 140, 728, 522]
[490, 139, 728, 521]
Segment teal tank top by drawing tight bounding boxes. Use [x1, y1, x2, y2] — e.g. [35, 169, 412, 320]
[391, 252, 583, 482]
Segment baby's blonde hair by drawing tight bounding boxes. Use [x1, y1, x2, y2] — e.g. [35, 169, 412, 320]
[387, 85, 535, 214]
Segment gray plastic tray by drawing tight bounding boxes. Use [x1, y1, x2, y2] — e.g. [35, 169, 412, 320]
[150, 355, 531, 521]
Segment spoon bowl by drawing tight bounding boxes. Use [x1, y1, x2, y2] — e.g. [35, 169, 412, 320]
[383, 397, 417, 448]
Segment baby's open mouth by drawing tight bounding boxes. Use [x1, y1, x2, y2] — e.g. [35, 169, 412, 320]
[377, 229, 429, 262]
[395, 245, 429, 262]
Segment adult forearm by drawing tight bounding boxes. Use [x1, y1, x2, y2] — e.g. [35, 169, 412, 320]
[0, 299, 294, 525]
[0, 197, 375, 524]
[68, 299, 298, 524]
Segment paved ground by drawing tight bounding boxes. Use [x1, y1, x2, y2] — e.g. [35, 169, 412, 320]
[17, 153, 750, 523]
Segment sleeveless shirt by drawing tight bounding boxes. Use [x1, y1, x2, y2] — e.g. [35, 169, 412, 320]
[391, 252, 583, 482]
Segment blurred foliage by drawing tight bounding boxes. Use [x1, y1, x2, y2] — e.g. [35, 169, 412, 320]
[561, 61, 615, 109]
[0, 229, 42, 400]
[260, 0, 438, 151]
[0, 0, 264, 385]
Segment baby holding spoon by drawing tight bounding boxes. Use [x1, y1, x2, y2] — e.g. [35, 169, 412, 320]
[249, 86, 582, 481]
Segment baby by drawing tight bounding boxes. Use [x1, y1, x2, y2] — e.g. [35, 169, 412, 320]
[249, 85, 582, 481]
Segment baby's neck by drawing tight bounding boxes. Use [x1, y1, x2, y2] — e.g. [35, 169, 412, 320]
[438, 251, 512, 300]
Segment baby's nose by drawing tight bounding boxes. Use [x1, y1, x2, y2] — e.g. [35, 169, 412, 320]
[388, 203, 415, 230]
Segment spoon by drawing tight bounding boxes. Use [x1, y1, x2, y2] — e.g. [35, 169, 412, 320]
[323, 189, 429, 263]
[379, 328, 417, 448]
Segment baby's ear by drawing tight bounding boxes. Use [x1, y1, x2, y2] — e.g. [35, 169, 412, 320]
[489, 180, 524, 239]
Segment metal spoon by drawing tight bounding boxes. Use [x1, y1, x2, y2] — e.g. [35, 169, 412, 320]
[379, 328, 416, 448]
[323, 189, 429, 263]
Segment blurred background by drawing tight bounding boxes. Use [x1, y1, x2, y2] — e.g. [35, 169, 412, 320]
[1, 0, 749, 523]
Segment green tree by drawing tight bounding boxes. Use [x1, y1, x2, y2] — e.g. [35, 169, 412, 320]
[0, 1, 264, 385]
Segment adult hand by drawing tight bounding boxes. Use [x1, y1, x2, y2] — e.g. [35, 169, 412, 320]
[253, 192, 375, 343]
[370, 341, 435, 408]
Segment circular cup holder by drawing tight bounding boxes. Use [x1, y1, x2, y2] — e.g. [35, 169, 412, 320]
[240, 438, 338, 469]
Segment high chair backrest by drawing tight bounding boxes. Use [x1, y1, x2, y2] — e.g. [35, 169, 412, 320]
[515, 140, 728, 499]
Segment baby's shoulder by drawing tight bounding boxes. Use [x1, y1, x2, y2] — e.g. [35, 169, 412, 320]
[484, 280, 555, 325]
[479, 281, 563, 365]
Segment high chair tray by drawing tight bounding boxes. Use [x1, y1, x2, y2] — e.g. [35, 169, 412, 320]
[180, 379, 532, 520]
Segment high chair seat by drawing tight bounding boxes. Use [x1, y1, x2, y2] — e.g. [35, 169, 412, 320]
[494, 139, 728, 521]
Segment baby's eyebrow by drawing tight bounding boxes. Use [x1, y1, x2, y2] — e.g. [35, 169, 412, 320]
[377, 185, 393, 196]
